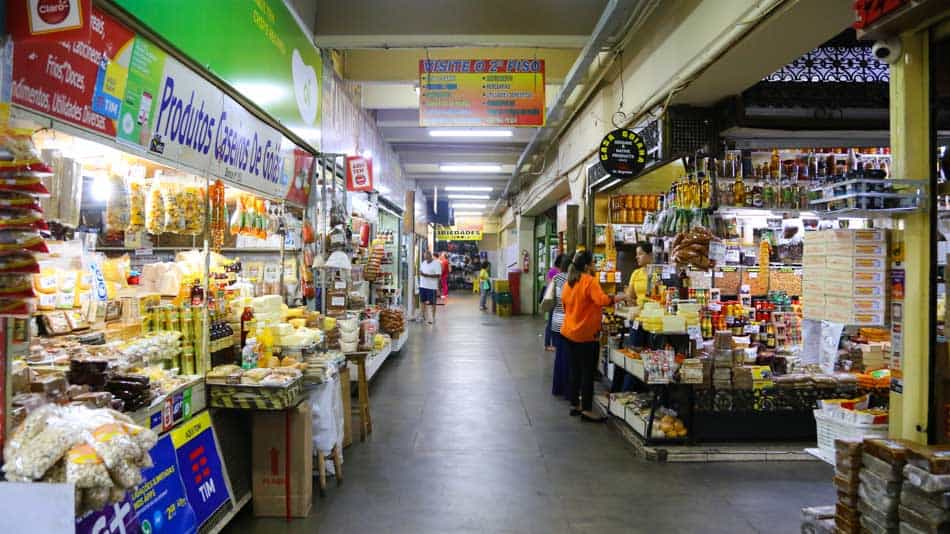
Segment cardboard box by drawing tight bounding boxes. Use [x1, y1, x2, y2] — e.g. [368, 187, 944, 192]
[825, 255, 887, 271]
[252, 401, 313, 518]
[853, 270, 887, 284]
[802, 278, 824, 294]
[803, 255, 826, 268]
[804, 241, 827, 256]
[823, 279, 852, 297]
[825, 228, 887, 244]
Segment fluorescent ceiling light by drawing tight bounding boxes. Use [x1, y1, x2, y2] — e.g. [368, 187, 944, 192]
[447, 194, 490, 200]
[453, 212, 483, 217]
[451, 203, 487, 209]
[444, 186, 493, 192]
[440, 164, 503, 173]
[429, 129, 513, 138]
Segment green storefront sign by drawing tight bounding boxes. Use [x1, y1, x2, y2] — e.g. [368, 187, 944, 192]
[114, 0, 323, 150]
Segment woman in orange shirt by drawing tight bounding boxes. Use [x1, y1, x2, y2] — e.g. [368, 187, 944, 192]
[561, 250, 626, 422]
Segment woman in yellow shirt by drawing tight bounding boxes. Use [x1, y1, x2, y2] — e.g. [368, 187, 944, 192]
[625, 242, 653, 306]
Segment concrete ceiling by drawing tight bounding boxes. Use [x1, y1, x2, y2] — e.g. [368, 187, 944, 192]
[307, 1, 609, 217]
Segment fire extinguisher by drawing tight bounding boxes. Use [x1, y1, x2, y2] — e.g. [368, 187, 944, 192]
[522, 249, 530, 272]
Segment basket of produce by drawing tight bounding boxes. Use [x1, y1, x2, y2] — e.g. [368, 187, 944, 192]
[206, 365, 304, 410]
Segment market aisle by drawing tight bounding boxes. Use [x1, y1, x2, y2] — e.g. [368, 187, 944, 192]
[229, 294, 834, 533]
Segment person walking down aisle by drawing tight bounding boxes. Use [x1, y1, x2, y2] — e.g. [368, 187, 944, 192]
[561, 250, 626, 422]
[478, 261, 492, 311]
[439, 252, 450, 301]
[549, 254, 572, 398]
[543, 254, 566, 352]
[420, 251, 442, 324]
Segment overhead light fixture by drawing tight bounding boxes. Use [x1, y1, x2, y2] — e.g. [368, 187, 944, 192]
[440, 164, 503, 173]
[444, 186, 493, 192]
[447, 194, 490, 200]
[453, 211, 483, 216]
[232, 82, 288, 106]
[451, 203, 487, 209]
[429, 129, 513, 138]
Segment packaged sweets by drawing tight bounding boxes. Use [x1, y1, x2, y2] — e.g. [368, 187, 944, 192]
[904, 464, 950, 494]
[0, 231, 47, 255]
[164, 186, 186, 233]
[0, 252, 39, 273]
[182, 186, 204, 235]
[0, 128, 55, 177]
[0, 274, 36, 298]
[0, 190, 43, 211]
[0, 207, 47, 230]
[145, 182, 165, 234]
[128, 181, 145, 232]
[105, 174, 131, 233]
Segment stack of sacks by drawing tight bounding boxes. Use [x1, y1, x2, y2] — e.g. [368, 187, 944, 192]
[800, 505, 836, 534]
[859, 439, 907, 533]
[834, 439, 862, 534]
[899, 442, 950, 533]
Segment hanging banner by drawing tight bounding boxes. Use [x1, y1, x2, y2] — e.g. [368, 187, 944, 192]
[11, 6, 134, 136]
[419, 59, 545, 127]
[436, 226, 483, 241]
[345, 155, 373, 192]
[7, 0, 91, 41]
[112, 0, 323, 149]
[285, 148, 313, 206]
[598, 128, 648, 177]
[170, 411, 231, 527]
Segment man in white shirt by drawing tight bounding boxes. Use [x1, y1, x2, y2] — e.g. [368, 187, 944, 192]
[419, 250, 443, 324]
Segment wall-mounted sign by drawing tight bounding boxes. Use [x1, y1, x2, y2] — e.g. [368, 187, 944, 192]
[8, 0, 91, 40]
[436, 226, 483, 241]
[419, 59, 545, 127]
[11, 6, 133, 136]
[113, 0, 323, 150]
[345, 155, 373, 192]
[599, 128, 648, 177]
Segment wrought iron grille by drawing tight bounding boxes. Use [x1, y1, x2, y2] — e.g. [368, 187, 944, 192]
[764, 45, 889, 83]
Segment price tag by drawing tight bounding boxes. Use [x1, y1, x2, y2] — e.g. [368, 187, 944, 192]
[663, 265, 675, 277]
[134, 247, 153, 256]
[744, 324, 761, 334]
[334, 280, 347, 289]
[687, 325, 703, 343]
[708, 241, 726, 263]
[632, 320, 641, 330]
[331, 296, 346, 307]
[714, 271, 724, 278]
[614, 272, 623, 283]
[708, 302, 722, 312]
[749, 272, 758, 279]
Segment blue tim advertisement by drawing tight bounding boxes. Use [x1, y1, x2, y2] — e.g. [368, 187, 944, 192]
[170, 412, 231, 526]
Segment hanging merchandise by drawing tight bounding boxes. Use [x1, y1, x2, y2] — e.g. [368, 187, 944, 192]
[0, 115, 52, 316]
[104, 173, 131, 236]
[128, 180, 146, 232]
[145, 181, 166, 234]
[364, 239, 385, 282]
[210, 179, 226, 251]
[163, 184, 186, 234]
[302, 218, 315, 244]
[182, 185, 205, 236]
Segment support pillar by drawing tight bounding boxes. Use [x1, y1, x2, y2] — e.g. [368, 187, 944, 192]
[889, 30, 931, 444]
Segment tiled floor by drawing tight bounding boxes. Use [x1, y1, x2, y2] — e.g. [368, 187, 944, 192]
[227, 293, 834, 533]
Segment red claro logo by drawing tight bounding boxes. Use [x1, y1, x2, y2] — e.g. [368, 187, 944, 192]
[37, 0, 71, 25]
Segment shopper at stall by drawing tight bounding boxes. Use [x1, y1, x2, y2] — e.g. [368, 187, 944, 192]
[439, 252, 451, 301]
[549, 254, 573, 398]
[478, 261, 492, 311]
[420, 251, 442, 324]
[543, 253, 566, 352]
[625, 242, 653, 306]
[561, 250, 626, 422]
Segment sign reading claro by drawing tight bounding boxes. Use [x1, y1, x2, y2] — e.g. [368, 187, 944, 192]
[37, 0, 71, 25]
[598, 128, 648, 178]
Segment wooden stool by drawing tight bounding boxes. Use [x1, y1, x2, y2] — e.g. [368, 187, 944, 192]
[316, 444, 344, 497]
[346, 352, 373, 442]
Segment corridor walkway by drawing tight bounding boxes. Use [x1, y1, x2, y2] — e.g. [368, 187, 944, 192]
[230, 293, 834, 533]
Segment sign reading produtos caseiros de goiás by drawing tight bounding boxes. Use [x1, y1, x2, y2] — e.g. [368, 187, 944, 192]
[113, 0, 323, 149]
[419, 59, 545, 127]
[117, 35, 299, 201]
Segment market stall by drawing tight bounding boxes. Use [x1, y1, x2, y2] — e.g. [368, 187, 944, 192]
[0, 6, 358, 530]
[592, 143, 917, 449]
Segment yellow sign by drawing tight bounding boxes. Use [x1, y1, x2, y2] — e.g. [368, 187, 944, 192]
[170, 410, 211, 448]
[436, 226, 483, 241]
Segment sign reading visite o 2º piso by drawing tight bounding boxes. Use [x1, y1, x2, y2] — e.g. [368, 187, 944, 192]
[117, 36, 294, 201]
[112, 0, 323, 149]
[419, 59, 545, 127]
[599, 128, 648, 177]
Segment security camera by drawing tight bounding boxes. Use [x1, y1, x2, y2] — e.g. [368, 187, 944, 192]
[872, 38, 902, 64]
